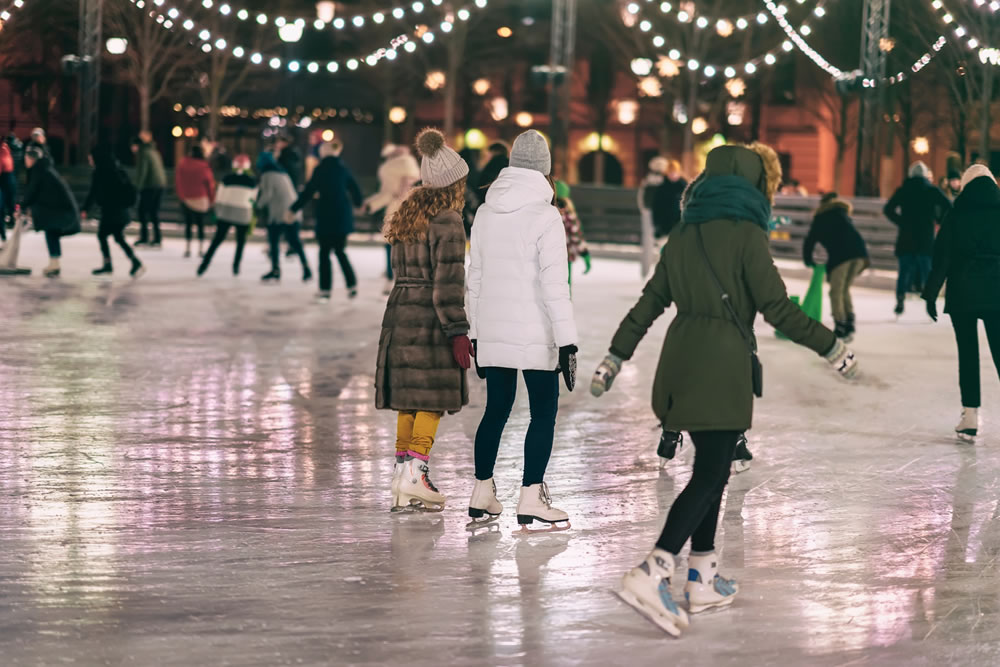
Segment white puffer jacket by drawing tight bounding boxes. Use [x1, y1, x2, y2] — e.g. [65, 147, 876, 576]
[468, 167, 578, 370]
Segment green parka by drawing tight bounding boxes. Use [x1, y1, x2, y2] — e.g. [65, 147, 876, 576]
[609, 146, 837, 432]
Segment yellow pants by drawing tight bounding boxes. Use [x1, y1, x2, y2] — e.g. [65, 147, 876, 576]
[396, 411, 443, 458]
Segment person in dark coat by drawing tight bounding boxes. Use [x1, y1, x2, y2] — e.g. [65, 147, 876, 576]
[803, 192, 870, 339]
[475, 141, 509, 194]
[591, 143, 858, 637]
[274, 134, 303, 189]
[884, 161, 952, 315]
[652, 159, 687, 238]
[923, 164, 1000, 442]
[82, 145, 144, 278]
[289, 140, 363, 300]
[21, 146, 79, 277]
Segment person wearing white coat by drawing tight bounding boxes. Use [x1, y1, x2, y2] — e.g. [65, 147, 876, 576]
[364, 145, 421, 294]
[466, 130, 579, 530]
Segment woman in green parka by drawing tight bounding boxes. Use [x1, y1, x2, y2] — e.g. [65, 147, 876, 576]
[590, 143, 859, 637]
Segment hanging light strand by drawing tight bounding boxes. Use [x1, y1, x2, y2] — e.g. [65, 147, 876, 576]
[625, 0, 825, 34]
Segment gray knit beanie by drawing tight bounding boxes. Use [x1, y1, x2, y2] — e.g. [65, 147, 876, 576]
[908, 161, 930, 179]
[416, 128, 469, 188]
[509, 130, 551, 175]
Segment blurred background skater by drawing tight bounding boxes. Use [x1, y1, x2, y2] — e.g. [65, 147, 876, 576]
[131, 132, 166, 248]
[0, 137, 14, 245]
[467, 130, 578, 532]
[377, 128, 471, 513]
[26, 127, 50, 159]
[82, 145, 144, 279]
[555, 180, 591, 287]
[175, 145, 215, 259]
[923, 165, 1000, 443]
[653, 159, 687, 240]
[257, 149, 310, 283]
[364, 144, 420, 296]
[198, 154, 257, 277]
[884, 161, 951, 316]
[290, 140, 362, 302]
[475, 141, 509, 195]
[803, 192, 870, 341]
[21, 145, 79, 278]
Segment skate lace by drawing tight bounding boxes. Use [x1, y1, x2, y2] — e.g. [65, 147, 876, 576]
[539, 482, 553, 508]
[419, 463, 439, 492]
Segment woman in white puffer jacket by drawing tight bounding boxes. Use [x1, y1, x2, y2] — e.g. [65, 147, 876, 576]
[466, 129, 579, 531]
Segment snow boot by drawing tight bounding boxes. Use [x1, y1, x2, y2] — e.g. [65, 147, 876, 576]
[617, 548, 690, 637]
[685, 551, 740, 613]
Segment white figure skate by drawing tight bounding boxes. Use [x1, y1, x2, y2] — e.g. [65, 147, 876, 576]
[467, 478, 503, 530]
[389, 461, 406, 512]
[617, 548, 690, 637]
[516, 482, 570, 532]
[684, 552, 740, 613]
[956, 407, 979, 443]
[394, 458, 446, 512]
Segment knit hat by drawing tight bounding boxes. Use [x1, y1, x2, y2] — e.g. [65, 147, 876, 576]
[319, 140, 343, 158]
[415, 128, 468, 188]
[381, 143, 399, 158]
[960, 163, 997, 189]
[648, 156, 668, 174]
[948, 169, 961, 180]
[31, 127, 45, 139]
[509, 130, 551, 175]
[232, 154, 252, 172]
[909, 161, 931, 179]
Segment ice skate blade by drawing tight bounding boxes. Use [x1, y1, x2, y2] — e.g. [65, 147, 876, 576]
[732, 460, 751, 474]
[390, 497, 445, 513]
[686, 595, 736, 614]
[956, 431, 977, 444]
[614, 589, 683, 638]
[466, 512, 501, 531]
[517, 518, 571, 534]
[466, 517, 501, 533]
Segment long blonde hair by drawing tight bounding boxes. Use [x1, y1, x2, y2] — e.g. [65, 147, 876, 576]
[384, 178, 466, 244]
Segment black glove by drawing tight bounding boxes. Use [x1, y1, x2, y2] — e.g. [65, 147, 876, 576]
[473, 339, 486, 379]
[925, 298, 938, 322]
[559, 345, 578, 391]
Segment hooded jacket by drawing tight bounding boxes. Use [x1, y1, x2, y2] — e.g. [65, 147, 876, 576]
[22, 156, 80, 234]
[923, 175, 1000, 313]
[468, 167, 579, 370]
[883, 176, 952, 256]
[134, 142, 167, 190]
[608, 145, 835, 432]
[83, 146, 135, 217]
[364, 151, 420, 222]
[214, 171, 258, 225]
[290, 155, 363, 239]
[803, 197, 869, 275]
[256, 152, 300, 224]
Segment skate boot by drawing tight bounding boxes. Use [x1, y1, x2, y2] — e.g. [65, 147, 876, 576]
[261, 269, 281, 282]
[396, 458, 446, 511]
[894, 297, 905, 316]
[43, 259, 60, 278]
[467, 477, 503, 529]
[92, 262, 113, 276]
[956, 407, 979, 443]
[657, 429, 683, 467]
[617, 548, 690, 637]
[846, 313, 856, 339]
[316, 290, 331, 303]
[685, 551, 739, 613]
[130, 260, 146, 279]
[834, 320, 851, 342]
[389, 460, 406, 512]
[516, 482, 570, 532]
[732, 434, 753, 473]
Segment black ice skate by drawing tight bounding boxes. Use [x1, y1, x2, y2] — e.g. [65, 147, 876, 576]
[732, 434, 753, 473]
[658, 429, 683, 466]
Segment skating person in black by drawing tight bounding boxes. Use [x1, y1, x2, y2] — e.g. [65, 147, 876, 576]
[198, 154, 257, 277]
[82, 145, 144, 278]
[21, 146, 80, 278]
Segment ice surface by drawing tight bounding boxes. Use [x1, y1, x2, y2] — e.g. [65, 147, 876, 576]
[2, 233, 1000, 666]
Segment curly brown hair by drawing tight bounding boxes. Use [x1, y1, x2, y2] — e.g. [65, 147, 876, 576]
[384, 178, 466, 244]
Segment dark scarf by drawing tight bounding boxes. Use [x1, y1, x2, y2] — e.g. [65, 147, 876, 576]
[681, 174, 771, 231]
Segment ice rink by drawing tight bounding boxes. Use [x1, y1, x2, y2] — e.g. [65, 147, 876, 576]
[3, 232, 1000, 666]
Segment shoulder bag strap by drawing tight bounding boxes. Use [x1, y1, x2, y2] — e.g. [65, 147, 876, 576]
[695, 226, 758, 354]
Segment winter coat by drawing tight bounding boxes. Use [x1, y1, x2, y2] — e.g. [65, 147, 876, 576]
[609, 146, 836, 432]
[476, 154, 508, 193]
[923, 176, 1000, 314]
[22, 156, 80, 235]
[468, 167, 579, 371]
[803, 198, 870, 276]
[134, 143, 167, 190]
[175, 157, 216, 212]
[364, 152, 420, 222]
[214, 172, 257, 225]
[559, 199, 589, 263]
[257, 166, 301, 224]
[0, 142, 13, 174]
[290, 155, 362, 240]
[652, 176, 687, 238]
[883, 176, 952, 256]
[375, 208, 470, 413]
[278, 146, 303, 188]
[83, 148, 136, 232]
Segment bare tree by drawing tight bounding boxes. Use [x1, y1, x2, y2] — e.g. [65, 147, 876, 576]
[104, 0, 202, 132]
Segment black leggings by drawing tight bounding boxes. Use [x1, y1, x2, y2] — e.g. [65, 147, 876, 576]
[183, 206, 205, 242]
[318, 234, 357, 292]
[474, 367, 559, 486]
[656, 430, 740, 555]
[97, 210, 137, 264]
[201, 221, 248, 272]
[138, 188, 162, 243]
[950, 313, 1000, 408]
[267, 223, 310, 274]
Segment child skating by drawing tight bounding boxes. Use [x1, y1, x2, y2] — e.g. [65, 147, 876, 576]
[375, 128, 472, 512]
[591, 143, 859, 636]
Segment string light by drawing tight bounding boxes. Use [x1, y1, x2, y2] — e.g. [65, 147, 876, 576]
[929, 0, 995, 50]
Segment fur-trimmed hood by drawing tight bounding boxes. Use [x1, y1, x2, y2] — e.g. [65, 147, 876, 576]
[815, 198, 852, 217]
[690, 143, 783, 204]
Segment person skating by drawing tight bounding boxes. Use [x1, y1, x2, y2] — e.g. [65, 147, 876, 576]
[0, 138, 14, 242]
[257, 150, 311, 283]
[289, 140, 362, 301]
[590, 143, 859, 636]
[467, 130, 579, 531]
[884, 161, 951, 315]
[652, 159, 687, 239]
[198, 154, 257, 277]
[21, 145, 80, 278]
[175, 145, 216, 258]
[803, 192, 870, 341]
[274, 133, 303, 189]
[376, 128, 472, 512]
[475, 141, 509, 194]
[922, 164, 1000, 443]
[25, 127, 51, 161]
[364, 144, 420, 295]
[81, 145, 144, 279]
[132, 132, 167, 247]
[555, 180, 592, 287]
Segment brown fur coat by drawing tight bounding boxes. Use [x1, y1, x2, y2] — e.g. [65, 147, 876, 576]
[375, 209, 470, 413]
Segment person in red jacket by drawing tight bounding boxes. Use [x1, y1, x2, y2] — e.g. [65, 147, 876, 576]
[174, 145, 216, 258]
[0, 139, 14, 243]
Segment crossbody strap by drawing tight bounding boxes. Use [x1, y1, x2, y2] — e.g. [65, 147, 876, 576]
[695, 226, 757, 354]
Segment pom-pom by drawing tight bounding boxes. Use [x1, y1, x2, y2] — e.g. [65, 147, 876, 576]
[415, 128, 445, 158]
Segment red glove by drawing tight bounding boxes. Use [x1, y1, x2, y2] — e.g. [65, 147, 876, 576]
[451, 335, 474, 370]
